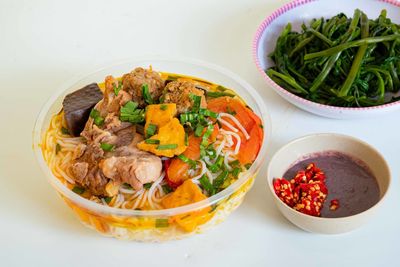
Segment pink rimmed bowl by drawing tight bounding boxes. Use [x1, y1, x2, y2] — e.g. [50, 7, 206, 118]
[253, 0, 400, 119]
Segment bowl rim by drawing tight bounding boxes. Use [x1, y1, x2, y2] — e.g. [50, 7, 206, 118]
[266, 133, 392, 221]
[32, 56, 271, 217]
[252, 0, 400, 111]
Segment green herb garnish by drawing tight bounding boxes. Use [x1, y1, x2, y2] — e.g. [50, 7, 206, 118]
[146, 124, 157, 138]
[199, 108, 218, 119]
[177, 154, 197, 169]
[113, 81, 123, 96]
[143, 182, 153, 190]
[61, 127, 70, 135]
[245, 163, 252, 170]
[190, 94, 202, 112]
[184, 132, 189, 146]
[162, 184, 173, 194]
[120, 101, 145, 124]
[145, 139, 160, 144]
[213, 170, 229, 190]
[157, 144, 178, 150]
[90, 108, 104, 126]
[104, 196, 112, 204]
[199, 175, 215, 195]
[72, 186, 85, 194]
[194, 124, 204, 137]
[160, 104, 168, 110]
[55, 143, 61, 154]
[100, 143, 114, 152]
[209, 155, 224, 173]
[206, 91, 235, 98]
[155, 218, 169, 228]
[142, 84, 154, 104]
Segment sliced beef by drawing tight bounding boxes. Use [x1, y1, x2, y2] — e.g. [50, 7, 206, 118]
[63, 83, 103, 136]
[122, 67, 165, 107]
[161, 80, 207, 114]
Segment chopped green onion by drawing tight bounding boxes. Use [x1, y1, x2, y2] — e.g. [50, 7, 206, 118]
[146, 124, 157, 138]
[206, 147, 217, 159]
[157, 144, 178, 150]
[199, 108, 218, 118]
[61, 127, 70, 135]
[90, 108, 104, 126]
[230, 160, 240, 167]
[190, 94, 202, 112]
[143, 182, 153, 190]
[113, 81, 123, 96]
[72, 186, 85, 194]
[100, 143, 114, 152]
[120, 101, 145, 124]
[104, 196, 112, 204]
[206, 91, 235, 98]
[226, 107, 237, 116]
[259, 124, 264, 129]
[209, 155, 224, 173]
[178, 154, 197, 169]
[142, 84, 153, 104]
[160, 104, 168, 110]
[231, 167, 241, 177]
[55, 143, 61, 154]
[213, 170, 229, 190]
[155, 218, 169, 228]
[199, 175, 215, 195]
[201, 125, 214, 147]
[162, 184, 173, 194]
[123, 183, 132, 189]
[184, 132, 189, 146]
[245, 163, 252, 170]
[194, 124, 204, 137]
[180, 113, 198, 124]
[145, 139, 160, 144]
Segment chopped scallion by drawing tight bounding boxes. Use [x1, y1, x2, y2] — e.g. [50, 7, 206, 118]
[160, 104, 168, 110]
[213, 170, 229, 190]
[177, 154, 197, 169]
[90, 108, 104, 126]
[61, 127, 70, 135]
[104, 196, 112, 204]
[194, 124, 204, 137]
[143, 182, 153, 190]
[145, 139, 160, 144]
[190, 94, 202, 112]
[146, 124, 157, 138]
[72, 186, 85, 194]
[199, 108, 218, 118]
[157, 144, 178, 150]
[199, 175, 214, 195]
[155, 218, 169, 228]
[142, 84, 153, 104]
[100, 143, 114, 152]
[162, 184, 173, 194]
[113, 81, 123, 96]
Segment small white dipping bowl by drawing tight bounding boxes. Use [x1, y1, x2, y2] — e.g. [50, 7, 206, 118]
[253, 0, 400, 119]
[267, 133, 391, 234]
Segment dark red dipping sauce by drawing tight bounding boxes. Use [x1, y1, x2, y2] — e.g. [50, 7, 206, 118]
[283, 151, 380, 218]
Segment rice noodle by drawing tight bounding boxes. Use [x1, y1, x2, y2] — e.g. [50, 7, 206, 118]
[219, 113, 250, 140]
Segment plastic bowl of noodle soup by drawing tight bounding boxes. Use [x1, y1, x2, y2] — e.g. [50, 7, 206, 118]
[33, 57, 270, 241]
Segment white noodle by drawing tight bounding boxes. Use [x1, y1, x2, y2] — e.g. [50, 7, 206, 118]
[220, 113, 250, 140]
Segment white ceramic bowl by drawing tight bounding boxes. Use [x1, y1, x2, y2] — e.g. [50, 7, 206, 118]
[267, 133, 391, 234]
[253, 0, 400, 119]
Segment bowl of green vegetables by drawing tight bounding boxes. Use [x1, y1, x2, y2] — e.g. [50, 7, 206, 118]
[253, 0, 400, 118]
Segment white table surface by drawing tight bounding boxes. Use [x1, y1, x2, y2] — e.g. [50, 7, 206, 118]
[1, 0, 399, 266]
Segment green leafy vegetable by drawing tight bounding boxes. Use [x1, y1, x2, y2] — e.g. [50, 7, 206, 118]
[266, 9, 400, 107]
[213, 170, 229, 190]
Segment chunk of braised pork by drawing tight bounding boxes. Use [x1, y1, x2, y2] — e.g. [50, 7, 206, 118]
[161, 80, 207, 114]
[122, 67, 165, 107]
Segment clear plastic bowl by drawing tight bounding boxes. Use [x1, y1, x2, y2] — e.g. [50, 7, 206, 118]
[33, 57, 271, 241]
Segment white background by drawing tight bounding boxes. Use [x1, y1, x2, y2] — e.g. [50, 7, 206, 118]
[1, 0, 399, 266]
